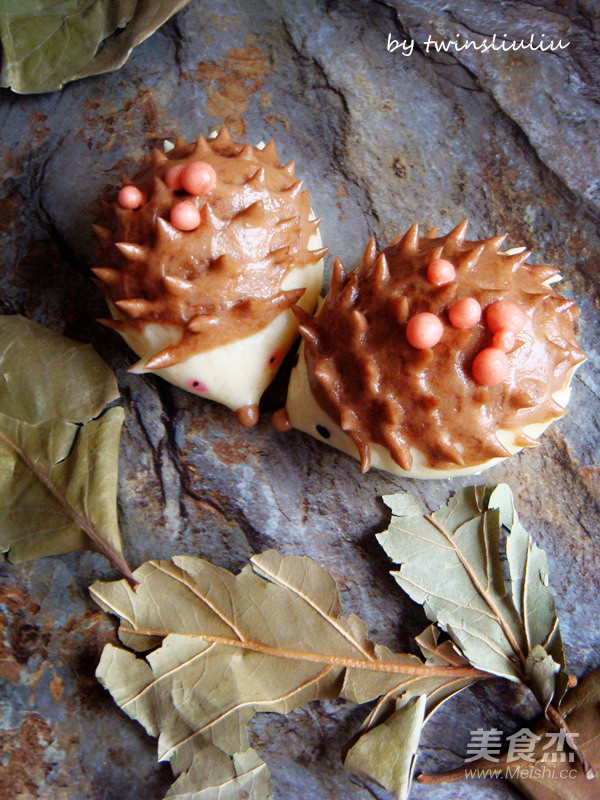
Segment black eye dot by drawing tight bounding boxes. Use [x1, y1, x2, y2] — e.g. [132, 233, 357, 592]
[292, 352, 299, 367]
[316, 424, 330, 439]
[269, 356, 276, 364]
[192, 381, 199, 387]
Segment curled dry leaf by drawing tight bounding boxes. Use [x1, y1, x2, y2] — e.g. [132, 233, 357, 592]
[0, 0, 192, 94]
[91, 551, 487, 799]
[377, 484, 567, 710]
[0, 315, 132, 580]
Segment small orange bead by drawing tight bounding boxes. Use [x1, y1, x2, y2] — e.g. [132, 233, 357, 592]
[170, 200, 201, 231]
[472, 347, 509, 386]
[406, 312, 443, 349]
[486, 301, 526, 334]
[164, 164, 185, 190]
[427, 258, 456, 286]
[181, 161, 217, 195]
[118, 186, 143, 209]
[449, 297, 482, 329]
[492, 329, 516, 352]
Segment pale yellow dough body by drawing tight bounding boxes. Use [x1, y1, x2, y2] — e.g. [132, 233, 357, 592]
[109, 138, 325, 413]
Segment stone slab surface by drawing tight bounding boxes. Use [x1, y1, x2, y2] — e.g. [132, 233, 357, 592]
[0, 1, 599, 799]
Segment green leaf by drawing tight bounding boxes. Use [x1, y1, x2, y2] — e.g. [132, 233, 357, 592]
[97, 644, 273, 800]
[378, 484, 567, 711]
[0, 315, 130, 576]
[91, 551, 483, 799]
[525, 645, 562, 717]
[0, 0, 192, 94]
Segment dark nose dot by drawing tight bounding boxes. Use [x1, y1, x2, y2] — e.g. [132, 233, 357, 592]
[316, 424, 330, 439]
[192, 381, 199, 387]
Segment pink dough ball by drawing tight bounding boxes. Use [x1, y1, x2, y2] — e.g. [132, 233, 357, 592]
[492, 329, 516, 352]
[427, 258, 456, 285]
[180, 161, 218, 195]
[472, 347, 509, 386]
[170, 200, 201, 231]
[406, 312, 444, 349]
[486, 300, 526, 334]
[165, 164, 185, 190]
[449, 297, 482, 329]
[118, 186, 143, 209]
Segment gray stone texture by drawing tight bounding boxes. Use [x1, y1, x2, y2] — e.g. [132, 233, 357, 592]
[0, 1, 599, 798]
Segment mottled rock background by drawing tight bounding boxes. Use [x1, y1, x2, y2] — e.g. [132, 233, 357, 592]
[1, 1, 599, 799]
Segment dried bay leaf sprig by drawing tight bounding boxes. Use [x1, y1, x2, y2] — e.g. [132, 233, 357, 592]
[91, 551, 489, 799]
[365, 483, 595, 794]
[378, 485, 567, 707]
[0, 315, 135, 583]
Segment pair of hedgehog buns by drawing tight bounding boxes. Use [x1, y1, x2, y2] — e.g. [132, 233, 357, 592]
[93, 127, 326, 426]
[283, 220, 585, 478]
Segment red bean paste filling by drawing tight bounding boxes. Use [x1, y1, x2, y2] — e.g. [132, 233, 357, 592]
[93, 127, 322, 369]
[297, 222, 585, 472]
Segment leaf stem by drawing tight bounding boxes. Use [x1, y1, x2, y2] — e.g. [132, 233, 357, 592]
[0, 430, 138, 588]
[117, 625, 491, 679]
[546, 702, 595, 780]
[417, 758, 535, 784]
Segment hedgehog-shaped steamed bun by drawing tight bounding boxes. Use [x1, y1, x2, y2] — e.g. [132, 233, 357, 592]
[282, 220, 585, 478]
[93, 127, 326, 426]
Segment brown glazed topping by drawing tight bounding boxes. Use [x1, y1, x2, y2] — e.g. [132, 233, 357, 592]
[296, 221, 585, 472]
[92, 127, 324, 368]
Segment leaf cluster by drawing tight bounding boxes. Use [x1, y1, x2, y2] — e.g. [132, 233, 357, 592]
[1, 316, 597, 800]
[0, 315, 132, 579]
[92, 484, 598, 799]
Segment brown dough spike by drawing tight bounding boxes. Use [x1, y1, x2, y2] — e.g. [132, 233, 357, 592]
[329, 258, 348, 295]
[94, 126, 321, 366]
[302, 221, 585, 472]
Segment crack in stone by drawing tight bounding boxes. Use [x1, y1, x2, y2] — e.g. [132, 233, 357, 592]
[278, 14, 380, 229]
[153, 381, 190, 529]
[506, 0, 599, 34]
[127, 389, 168, 508]
[151, 382, 275, 552]
[164, 14, 185, 78]
[27, 142, 89, 279]
[370, 0, 485, 90]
